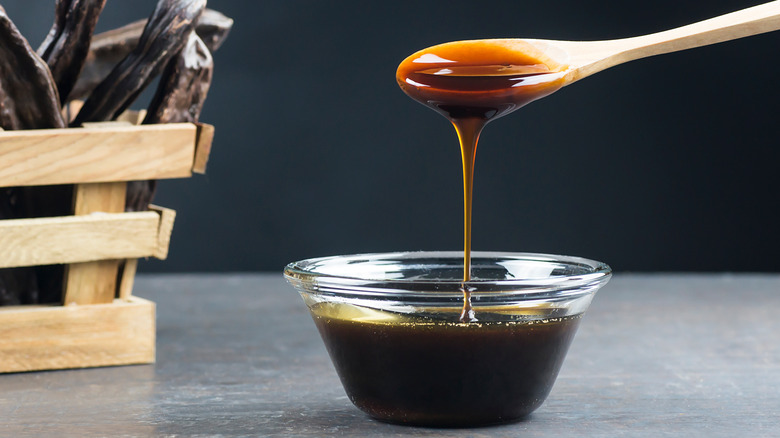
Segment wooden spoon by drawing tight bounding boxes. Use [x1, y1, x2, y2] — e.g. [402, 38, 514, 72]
[500, 0, 780, 85]
[397, 1, 780, 122]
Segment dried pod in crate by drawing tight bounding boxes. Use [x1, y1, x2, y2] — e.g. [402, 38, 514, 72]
[70, 8, 232, 101]
[126, 31, 214, 212]
[38, 0, 107, 104]
[73, 0, 207, 124]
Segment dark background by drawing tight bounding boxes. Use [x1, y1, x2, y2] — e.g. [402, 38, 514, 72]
[3, 0, 779, 273]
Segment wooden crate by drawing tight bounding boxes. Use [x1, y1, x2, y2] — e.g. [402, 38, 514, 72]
[0, 114, 214, 373]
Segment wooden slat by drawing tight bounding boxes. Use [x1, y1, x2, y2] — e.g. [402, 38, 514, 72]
[0, 212, 162, 268]
[117, 205, 176, 299]
[149, 204, 176, 260]
[115, 109, 147, 125]
[63, 261, 119, 305]
[64, 183, 128, 305]
[72, 181, 127, 215]
[192, 123, 215, 174]
[0, 297, 155, 373]
[81, 121, 133, 129]
[118, 258, 139, 300]
[0, 123, 197, 187]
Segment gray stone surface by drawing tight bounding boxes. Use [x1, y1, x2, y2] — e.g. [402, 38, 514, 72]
[1, 273, 779, 437]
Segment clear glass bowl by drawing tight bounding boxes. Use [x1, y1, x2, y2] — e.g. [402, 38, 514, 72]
[284, 251, 611, 427]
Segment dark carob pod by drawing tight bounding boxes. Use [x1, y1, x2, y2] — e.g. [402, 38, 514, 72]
[38, 0, 71, 60]
[0, 6, 66, 305]
[0, 7, 65, 130]
[191, 8, 234, 52]
[72, 0, 208, 125]
[69, 8, 232, 101]
[38, 0, 107, 105]
[125, 32, 214, 213]
[144, 32, 213, 125]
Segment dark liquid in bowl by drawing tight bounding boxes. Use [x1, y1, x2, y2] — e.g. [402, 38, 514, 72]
[311, 302, 582, 426]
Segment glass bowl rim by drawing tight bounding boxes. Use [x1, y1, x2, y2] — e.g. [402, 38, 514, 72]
[284, 251, 612, 299]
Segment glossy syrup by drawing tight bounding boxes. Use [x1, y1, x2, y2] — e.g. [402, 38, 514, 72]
[396, 40, 567, 319]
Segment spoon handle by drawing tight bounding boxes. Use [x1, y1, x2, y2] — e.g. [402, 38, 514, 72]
[624, 1, 780, 57]
[569, 1, 780, 81]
